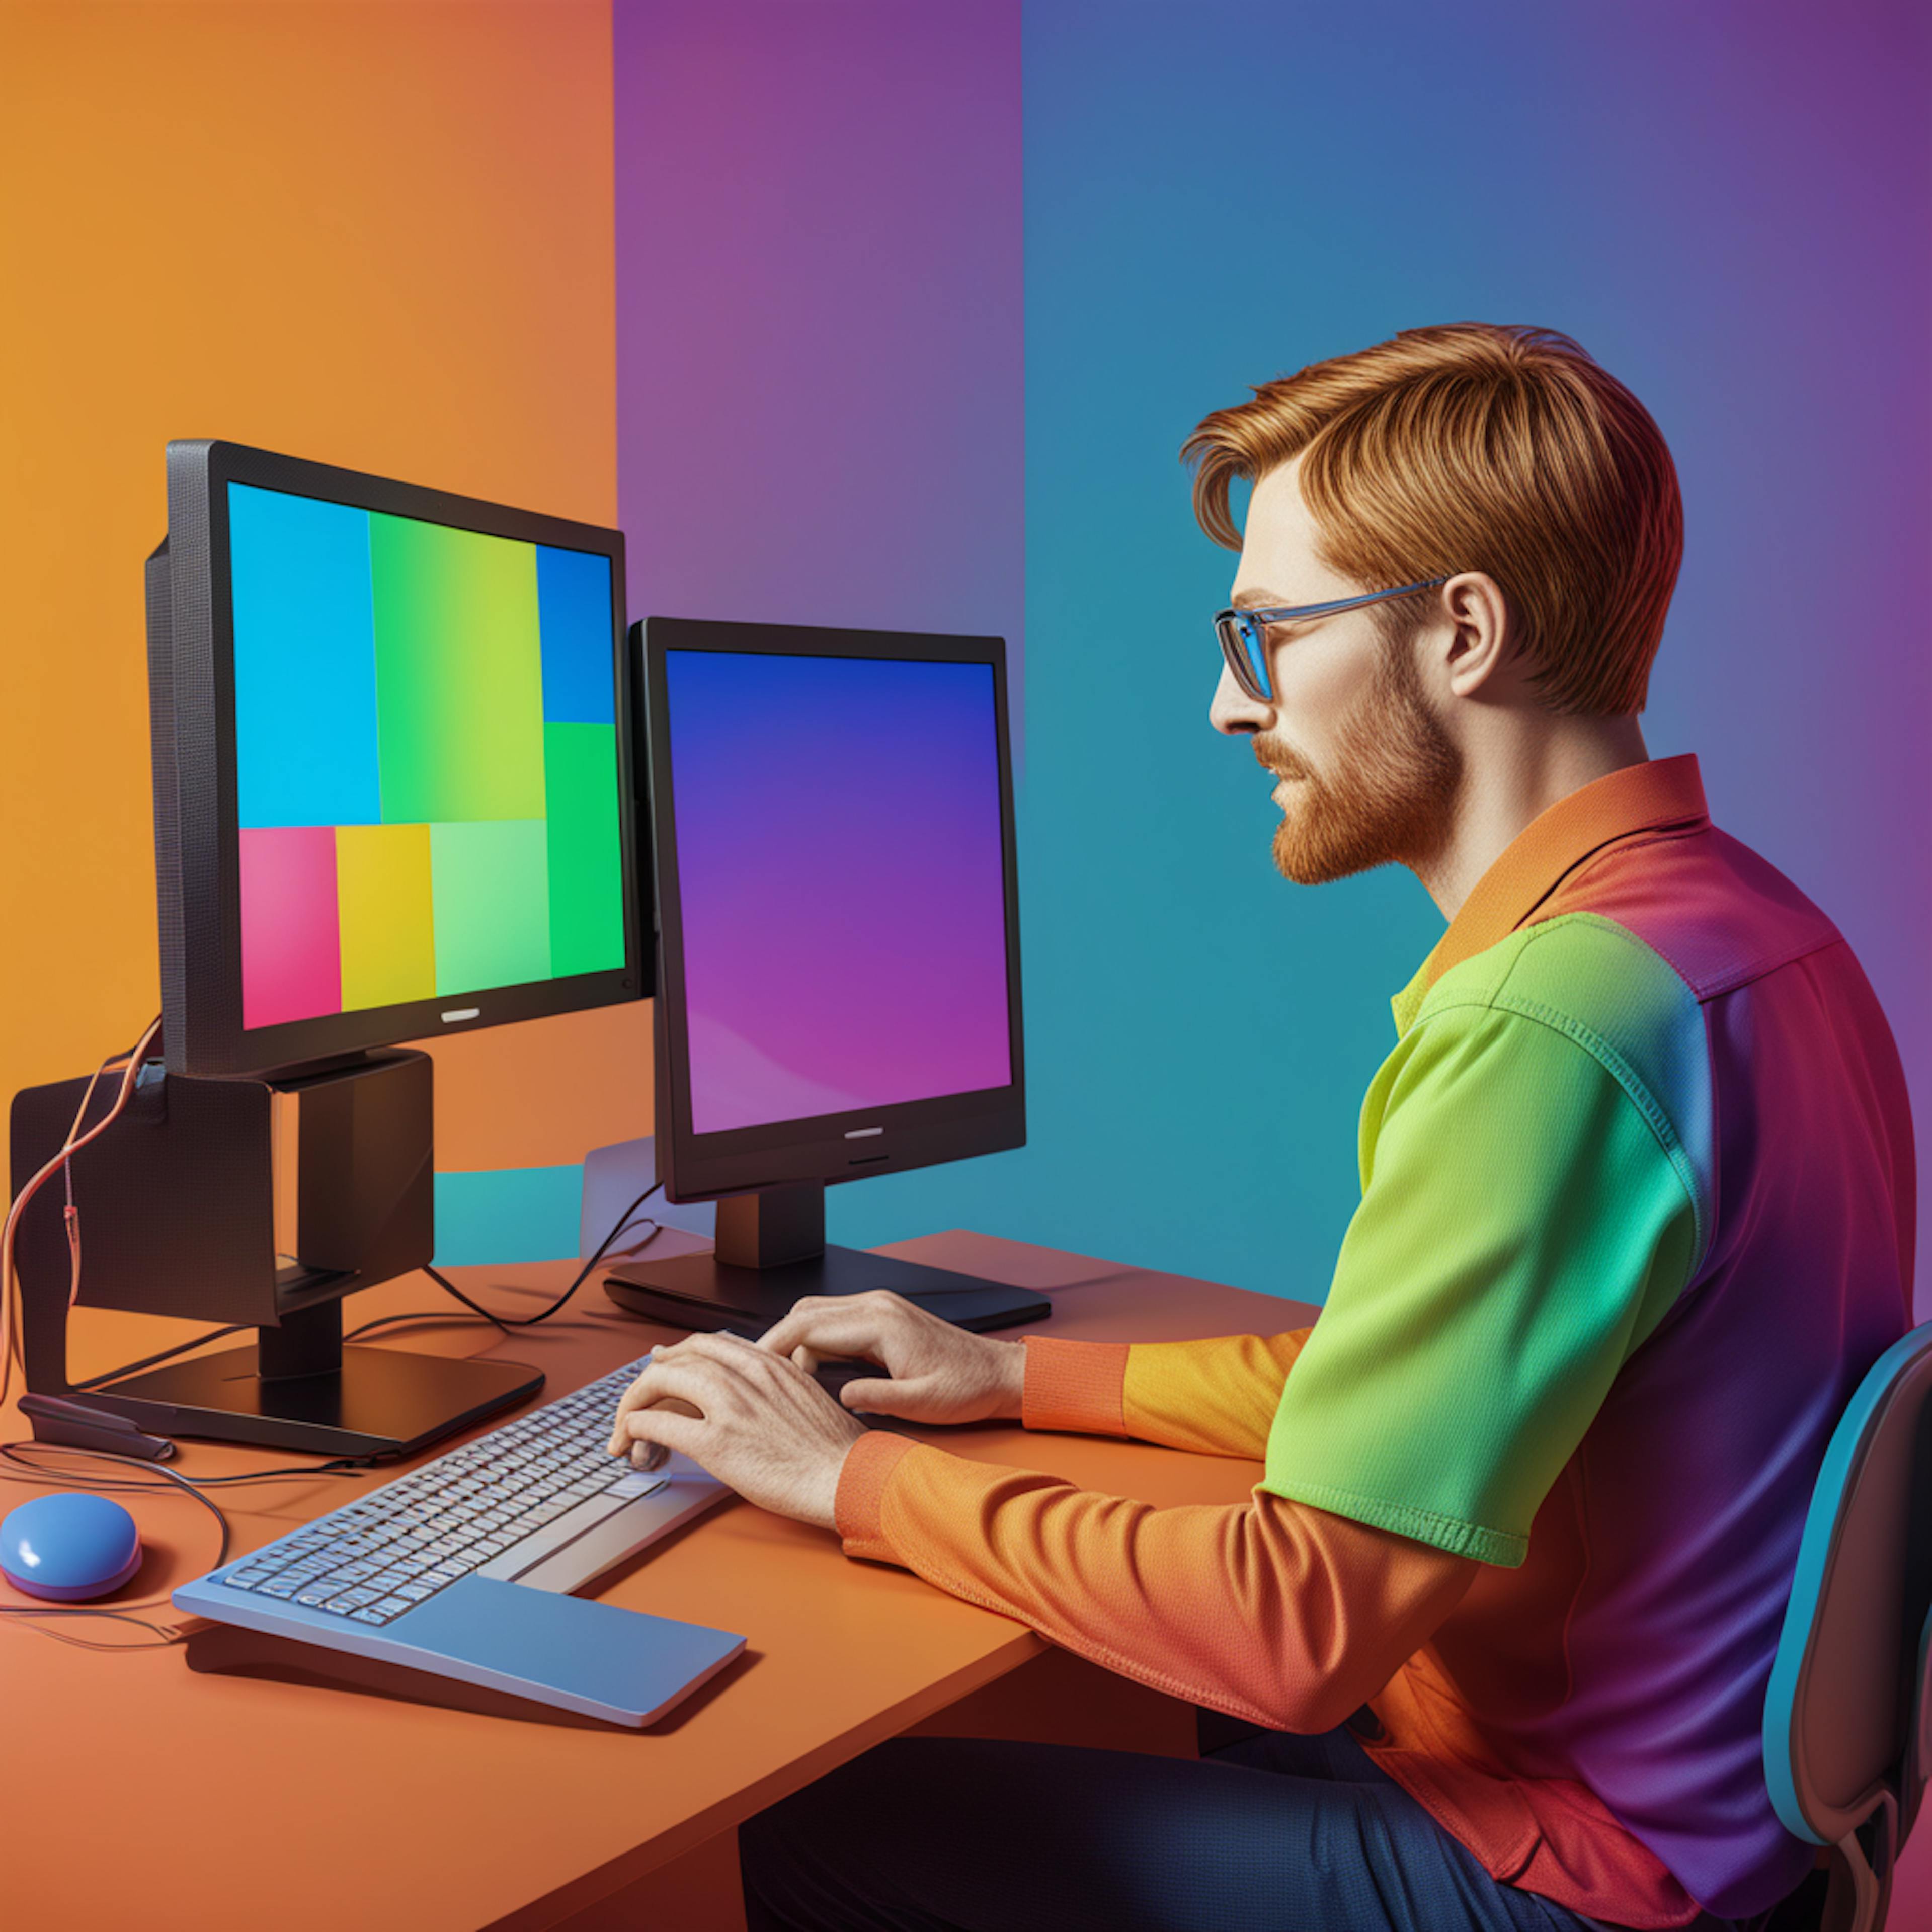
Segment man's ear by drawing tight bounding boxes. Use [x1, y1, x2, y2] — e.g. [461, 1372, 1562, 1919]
[1438, 571, 1512, 699]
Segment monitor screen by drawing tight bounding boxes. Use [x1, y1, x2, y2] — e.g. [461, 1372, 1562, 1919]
[663, 648, 1013, 1136]
[226, 480, 627, 1033]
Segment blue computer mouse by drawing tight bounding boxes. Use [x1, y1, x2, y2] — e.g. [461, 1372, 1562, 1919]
[0, 1492, 142, 1601]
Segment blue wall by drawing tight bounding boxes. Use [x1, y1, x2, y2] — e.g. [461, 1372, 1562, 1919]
[834, 0, 1932, 1310]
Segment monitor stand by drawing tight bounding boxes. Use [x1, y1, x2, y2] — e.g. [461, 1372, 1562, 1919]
[89, 1298, 544, 1461]
[85, 1296, 544, 1460]
[10, 1054, 543, 1461]
[602, 1184, 1050, 1336]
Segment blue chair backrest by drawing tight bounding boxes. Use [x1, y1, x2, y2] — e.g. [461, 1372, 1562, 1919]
[1764, 1320, 1932, 1861]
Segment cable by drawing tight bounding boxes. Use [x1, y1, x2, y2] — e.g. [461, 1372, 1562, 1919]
[0, 1441, 375, 1488]
[0, 1439, 373, 1650]
[69, 1324, 251, 1391]
[1, 1017, 163, 1410]
[3, 1036, 140, 1390]
[5, 1093, 662, 1648]
[69, 1190, 664, 1381]
[413, 1183, 664, 1331]
[0, 1439, 229, 1646]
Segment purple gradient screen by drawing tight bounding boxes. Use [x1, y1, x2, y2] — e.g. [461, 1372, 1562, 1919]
[665, 650, 1013, 1136]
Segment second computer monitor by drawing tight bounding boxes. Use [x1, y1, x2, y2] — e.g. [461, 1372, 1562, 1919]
[645, 616, 1025, 1206]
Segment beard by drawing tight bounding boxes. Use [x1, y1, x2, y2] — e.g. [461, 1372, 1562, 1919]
[1257, 632, 1462, 886]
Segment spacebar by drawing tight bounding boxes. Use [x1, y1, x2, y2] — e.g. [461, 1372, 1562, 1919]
[475, 1483, 664, 1582]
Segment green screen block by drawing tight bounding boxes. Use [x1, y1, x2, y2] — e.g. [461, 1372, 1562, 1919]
[371, 512, 545, 825]
[431, 819, 551, 994]
[544, 722, 625, 977]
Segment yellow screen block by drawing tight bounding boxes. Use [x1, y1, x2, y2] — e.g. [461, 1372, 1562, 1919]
[336, 822, 436, 1013]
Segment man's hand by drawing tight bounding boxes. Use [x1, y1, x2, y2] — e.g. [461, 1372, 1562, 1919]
[606, 1332, 866, 1530]
[756, 1290, 1027, 1425]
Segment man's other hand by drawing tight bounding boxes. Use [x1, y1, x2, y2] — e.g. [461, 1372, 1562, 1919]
[607, 1332, 866, 1530]
[756, 1290, 1027, 1426]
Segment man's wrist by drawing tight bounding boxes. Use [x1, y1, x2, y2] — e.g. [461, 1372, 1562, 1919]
[993, 1337, 1027, 1419]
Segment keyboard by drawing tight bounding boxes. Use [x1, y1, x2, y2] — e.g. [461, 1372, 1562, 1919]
[174, 1354, 743, 1726]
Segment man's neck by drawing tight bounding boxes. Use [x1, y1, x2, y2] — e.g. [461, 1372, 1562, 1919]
[1413, 713, 1651, 920]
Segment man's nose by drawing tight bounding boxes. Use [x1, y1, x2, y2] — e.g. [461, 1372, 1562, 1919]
[1210, 662, 1271, 736]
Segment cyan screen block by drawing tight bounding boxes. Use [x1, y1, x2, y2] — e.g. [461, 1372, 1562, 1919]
[543, 722, 625, 977]
[228, 483, 381, 830]
[433, 1164, 584, 1266]
[370, 512, 546, 825]
[430, 818, 551, 995]
[537, 545, 615, 725]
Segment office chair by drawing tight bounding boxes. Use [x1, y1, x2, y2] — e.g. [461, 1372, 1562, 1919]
[1762, 1321, 1932, 1932]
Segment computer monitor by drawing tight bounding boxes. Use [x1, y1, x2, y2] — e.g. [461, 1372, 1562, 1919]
[151, 440, 645, 1076]
[8, 441, 647, 1456]
[604, 617, 1048, 1334]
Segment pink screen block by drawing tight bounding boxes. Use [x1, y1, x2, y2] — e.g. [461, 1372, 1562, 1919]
[239, 826, 342, 1028]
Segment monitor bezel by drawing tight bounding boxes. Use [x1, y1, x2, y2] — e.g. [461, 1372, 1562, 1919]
[153, 438, 647, 1078]
[645, 615, 1026, 1203]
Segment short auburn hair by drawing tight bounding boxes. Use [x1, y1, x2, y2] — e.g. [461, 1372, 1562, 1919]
[1180, 324, 1682, 715]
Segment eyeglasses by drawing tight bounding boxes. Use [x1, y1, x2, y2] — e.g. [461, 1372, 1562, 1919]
[1214, 578, 1450, 703]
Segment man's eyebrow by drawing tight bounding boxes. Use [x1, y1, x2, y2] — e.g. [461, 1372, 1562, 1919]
[1230, 588, 1298, 611]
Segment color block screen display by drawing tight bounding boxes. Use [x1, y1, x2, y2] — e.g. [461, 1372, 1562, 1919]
[227, 482, 625, 1030]
[665, 650, 1012, 1135]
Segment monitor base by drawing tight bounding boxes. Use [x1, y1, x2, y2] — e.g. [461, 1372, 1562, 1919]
[602, 1243, 1051, 1336]
[78, 1343, 543, 1459]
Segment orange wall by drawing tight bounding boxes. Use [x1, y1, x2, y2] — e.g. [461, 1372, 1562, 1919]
[0, 0, 650, 1181]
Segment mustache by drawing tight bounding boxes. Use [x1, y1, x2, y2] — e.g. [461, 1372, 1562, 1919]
[1253, 734, 1312, 782]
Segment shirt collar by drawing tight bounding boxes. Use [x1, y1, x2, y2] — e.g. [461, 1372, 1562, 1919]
[1390, 754, 1709, 1035]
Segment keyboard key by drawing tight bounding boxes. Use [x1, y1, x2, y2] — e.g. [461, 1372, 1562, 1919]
[611, 1472, 668, 1500]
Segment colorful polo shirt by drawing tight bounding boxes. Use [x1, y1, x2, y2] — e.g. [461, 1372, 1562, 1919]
[834, 755, 1915, 1924]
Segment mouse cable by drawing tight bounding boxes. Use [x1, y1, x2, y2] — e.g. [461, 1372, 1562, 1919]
[0, 1439, 233, 1648]
[0, 1438, 379, 1650]
[2, 1181, 667, 1645]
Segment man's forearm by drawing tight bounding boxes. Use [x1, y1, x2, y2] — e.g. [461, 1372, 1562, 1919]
[837, 1434, 1474, 1734]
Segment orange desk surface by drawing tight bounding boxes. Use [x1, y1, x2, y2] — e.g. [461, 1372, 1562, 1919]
[1, 1231, 1312, 1931]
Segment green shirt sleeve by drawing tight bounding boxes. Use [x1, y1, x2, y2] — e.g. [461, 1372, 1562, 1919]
[1261, 993, 1699, 1566]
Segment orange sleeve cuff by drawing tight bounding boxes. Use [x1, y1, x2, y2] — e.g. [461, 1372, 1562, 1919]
[1020, 1336, 1130, 1435]
[834, 1428, 918, 1562]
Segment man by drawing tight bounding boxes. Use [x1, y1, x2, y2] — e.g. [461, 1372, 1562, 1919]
[610, 324, 1914, 1930]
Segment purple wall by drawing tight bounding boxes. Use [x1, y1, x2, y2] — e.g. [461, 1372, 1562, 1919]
[613, 0, 1024, 700]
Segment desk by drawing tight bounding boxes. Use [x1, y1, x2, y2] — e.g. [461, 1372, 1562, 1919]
[2, 1231, 1315, 1931]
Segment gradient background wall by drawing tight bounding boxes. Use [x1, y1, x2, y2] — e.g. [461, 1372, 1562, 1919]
[5, 0, 1929, 1913]
[6, 0, 1923, 1294]
[804, 0, 1932, 1329]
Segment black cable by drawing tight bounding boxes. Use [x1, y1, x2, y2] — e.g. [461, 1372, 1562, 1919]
[341, 1309, 495, 1343]
[70, 1324, 251, 1390]
[71, 1188, 666, 1383]
[415, 1183, 664, 1331]
[0, 1439, 232, 1646]
[6, 1182, 664, 1654]
[0, 1439, 379, 1650]
[5, 1181, 667, 1648]
[1, 1441, 374, 1487]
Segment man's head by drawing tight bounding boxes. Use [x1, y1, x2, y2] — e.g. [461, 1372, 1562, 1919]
[1182, 324, 1682, 887]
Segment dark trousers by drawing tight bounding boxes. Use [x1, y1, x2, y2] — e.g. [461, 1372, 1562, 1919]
[740, 1721, 1757, 1932]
